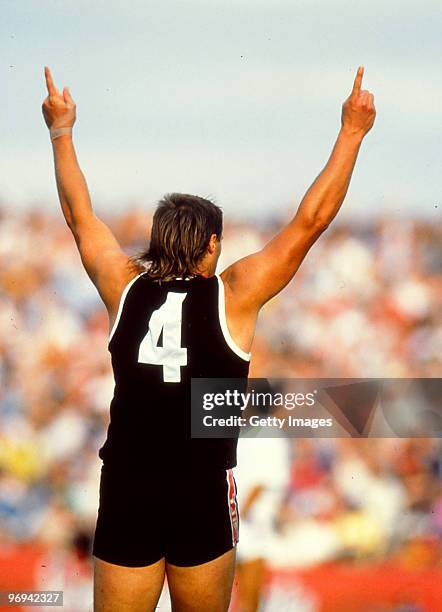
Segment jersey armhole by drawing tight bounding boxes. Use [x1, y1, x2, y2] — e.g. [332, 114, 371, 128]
[108, 272, 146, 343]
[215, 274, 251, 362]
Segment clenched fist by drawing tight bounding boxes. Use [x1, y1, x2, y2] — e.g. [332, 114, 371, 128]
[42, 66, 76, 130]
[341, 66, 376, 137]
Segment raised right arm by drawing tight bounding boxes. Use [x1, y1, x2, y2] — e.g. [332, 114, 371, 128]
[221, 66, 376, 352]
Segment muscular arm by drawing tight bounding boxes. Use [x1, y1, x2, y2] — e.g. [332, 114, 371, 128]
[42, 67, 136, 324]
[222, 66, 376, 349]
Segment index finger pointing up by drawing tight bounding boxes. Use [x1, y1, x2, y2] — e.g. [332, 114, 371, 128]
[44, 66, 57, 96]
[351, 66, 364, 97]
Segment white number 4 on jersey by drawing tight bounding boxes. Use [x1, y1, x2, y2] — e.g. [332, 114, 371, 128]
[138, 292, 187, 383]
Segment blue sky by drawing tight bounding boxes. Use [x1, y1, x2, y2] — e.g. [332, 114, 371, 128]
[1, 0, 441, 220]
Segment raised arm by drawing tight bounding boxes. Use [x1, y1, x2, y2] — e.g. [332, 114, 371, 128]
[222, 66, 376, 319]
[42, 67, 137, 326]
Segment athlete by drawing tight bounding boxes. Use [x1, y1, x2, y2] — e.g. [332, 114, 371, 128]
[42, 65, 375, 611]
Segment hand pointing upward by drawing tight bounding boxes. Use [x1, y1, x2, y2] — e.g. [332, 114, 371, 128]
[42, 66, 76, 130]
[341, 66, 376, 137]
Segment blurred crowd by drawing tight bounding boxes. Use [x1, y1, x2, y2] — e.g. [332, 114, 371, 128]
[0, 207, 441, 608]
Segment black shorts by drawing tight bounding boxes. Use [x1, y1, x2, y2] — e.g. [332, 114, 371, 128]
[92, 462, 239, 567]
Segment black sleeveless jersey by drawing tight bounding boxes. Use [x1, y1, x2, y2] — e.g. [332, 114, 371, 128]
[98, 273, 250, 469]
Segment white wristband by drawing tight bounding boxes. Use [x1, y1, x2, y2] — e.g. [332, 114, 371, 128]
[50, 127, 72, 141]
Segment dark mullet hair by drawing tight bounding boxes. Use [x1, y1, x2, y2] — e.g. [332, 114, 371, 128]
[133, 193, 223, 282]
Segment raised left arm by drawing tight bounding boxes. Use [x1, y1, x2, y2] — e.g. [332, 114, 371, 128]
[42, 67, 136, 327]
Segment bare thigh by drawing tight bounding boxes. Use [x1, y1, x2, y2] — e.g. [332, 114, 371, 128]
[93, 555, 166, 612]
[166, 547, 236, 612]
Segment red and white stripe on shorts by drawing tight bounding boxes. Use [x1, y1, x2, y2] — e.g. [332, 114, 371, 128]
[226, 468, 239, 546]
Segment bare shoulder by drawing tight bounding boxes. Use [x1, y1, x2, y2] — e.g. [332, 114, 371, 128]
[218, 269, 257, 355]
[70, 211, 145, 325]
[100, 253, 145, 329]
